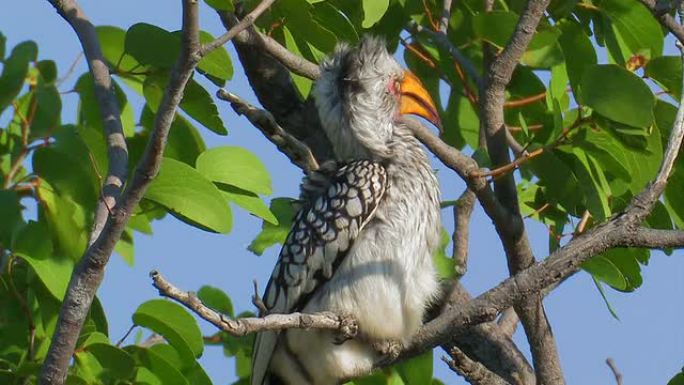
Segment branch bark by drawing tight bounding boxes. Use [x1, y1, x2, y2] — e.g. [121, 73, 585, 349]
[40, 1, 275, 383]
[150, 271, 358, 337]
[43, 0, 129, 247]
[477, 1, 564, 383]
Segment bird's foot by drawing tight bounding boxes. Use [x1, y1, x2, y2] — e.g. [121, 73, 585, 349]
[333, 314, 359, 345]
[372, 339, 402, 366]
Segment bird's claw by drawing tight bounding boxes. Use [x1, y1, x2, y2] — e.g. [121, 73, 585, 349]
[372, 339, 402, 366]
[333, 314, 358, 345]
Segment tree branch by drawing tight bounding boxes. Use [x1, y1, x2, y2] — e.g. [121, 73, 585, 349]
[452, 189, 476, 277]
[441, 282, 535, 385]
[40, 1, 275, 383]
[216, 90, 319, 172]
[150, 271, 358, 337]
[605, 358, 624, 385]
[443, 346, 509, 385]
[43, 0, 129, 248]
[199, 0, 276, 57]
[477, 0, 565, 383]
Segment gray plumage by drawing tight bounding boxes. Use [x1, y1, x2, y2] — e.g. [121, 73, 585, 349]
[251, 36, 442, 385]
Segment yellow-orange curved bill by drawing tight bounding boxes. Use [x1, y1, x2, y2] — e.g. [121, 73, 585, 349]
[398, 71, 441, 129]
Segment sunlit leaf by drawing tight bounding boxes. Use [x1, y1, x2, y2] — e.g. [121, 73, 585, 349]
[196, 146, 272, 195]
[145, 157, 232, 233]
[132, 300, 203, 364]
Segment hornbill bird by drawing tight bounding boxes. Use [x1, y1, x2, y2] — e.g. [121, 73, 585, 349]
[251, 36, 443, 385]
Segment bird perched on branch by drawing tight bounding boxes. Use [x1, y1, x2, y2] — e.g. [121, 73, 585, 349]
[251, 36, 442, 385]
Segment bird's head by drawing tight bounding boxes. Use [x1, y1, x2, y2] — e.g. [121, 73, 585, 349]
[314, 36, 440, 160]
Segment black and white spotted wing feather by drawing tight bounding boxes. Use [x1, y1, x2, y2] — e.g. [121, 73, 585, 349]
[251, 160, 388, 385]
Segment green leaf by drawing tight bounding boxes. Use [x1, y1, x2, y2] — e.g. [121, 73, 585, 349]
[36, 180, 90, 260]
[85, 343, 136, 381]
[669, 369, 684, 385]
[30, 80, 62, 139]
[0, 31, 5, 59]
[144, 73, 227, 135]
[583, 248, 643, 292]
[203, 0, 234, 11]
[248, 198, 296, 255]
[600, 0, 663, 59]
[197, 286, 234, 317]
[132, 300, 204, 363]
[14, 221, 74, 299]
[36, 60, 58, 84]
[220, 184, 278, 225]
[0, 40, 37, 114]
[97, 25, 142, 72]
[197, 31, 234, 85]
[528, 148, 583, 215]
[579, 64, 654, 128]
[0, 190, 24, 247]
[522, 28, 564, 68]
[126, 346, 189, 385]
[432, 229, 455, 280]
[397, 351, 433, 385]
[591, 277, 620, 320]
[280, 26, 313, 97]
[115, 228, 135, 266]
[665, 164, 684, 228]
[75, 73, 136, 137]
[362, 0, 390, 28]
[645, 55, 682, 100]
[140, 105, 206, 165]
[472, 11, 517, 48]
[196, 146, 272, 195]
[312, 2, 359, 43]
[557, 19, 597, 101]
[125, 23, 180, 68]
[568, 148, 611, 221]
[145, 157, 232, 233]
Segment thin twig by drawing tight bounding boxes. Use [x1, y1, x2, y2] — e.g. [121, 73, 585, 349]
[606, 358, 624, 385]
[216, 90, 319, 172]
[452, 189, 476, 277]
[150, 271, 358, 338]
[199, 0, 276, 57]
[443, 346, 509, 385]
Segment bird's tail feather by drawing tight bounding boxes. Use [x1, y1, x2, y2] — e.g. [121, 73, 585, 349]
[251, 331, 278, 385]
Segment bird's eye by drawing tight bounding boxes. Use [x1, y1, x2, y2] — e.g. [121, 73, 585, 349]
[394, 79, 401, 93]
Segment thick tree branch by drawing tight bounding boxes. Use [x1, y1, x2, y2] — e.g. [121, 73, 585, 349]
[216, 90, 319, 172]
[43, 0, 129, 247]
[150, 271, 358, 337]
[442, 282, 535, 385]
[478, 0, 564, 383]
[624, 228, 684, 249]
[40, 1, 274, 383]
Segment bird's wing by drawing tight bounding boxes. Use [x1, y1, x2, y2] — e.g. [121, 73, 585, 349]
[251, 159, 388, 385]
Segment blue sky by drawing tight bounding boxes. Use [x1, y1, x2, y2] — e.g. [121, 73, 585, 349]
[2, 1, 683, 384]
